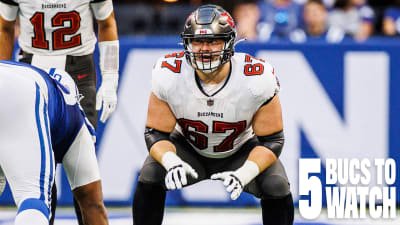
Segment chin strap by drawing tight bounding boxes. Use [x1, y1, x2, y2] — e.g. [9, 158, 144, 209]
[234, 37, 247, 47]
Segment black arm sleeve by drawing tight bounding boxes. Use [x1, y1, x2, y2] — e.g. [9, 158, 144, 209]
[144, 127, 170, 151]
[256, 130, 284, 158]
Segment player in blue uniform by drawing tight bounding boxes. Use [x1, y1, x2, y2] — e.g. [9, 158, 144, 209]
[0, 61, 108, 225]
[383, 2, 400, 36]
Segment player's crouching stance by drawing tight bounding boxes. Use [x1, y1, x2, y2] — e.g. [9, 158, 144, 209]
[132, 5, 294, 225]
[0, 61, 108, 225]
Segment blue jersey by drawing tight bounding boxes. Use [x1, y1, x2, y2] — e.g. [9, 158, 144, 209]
[385, 7, 400, 35]
[257, 0, 302, 38]
[0, 60, 95, 162]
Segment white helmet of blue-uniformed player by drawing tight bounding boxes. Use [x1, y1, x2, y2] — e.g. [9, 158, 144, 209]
[47, 68, 81, 105]
[181, 4, 236, 73]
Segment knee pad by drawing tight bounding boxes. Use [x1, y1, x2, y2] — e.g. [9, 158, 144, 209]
[18, 198, 49, 219]
[138, 162, 166, 184]
[260, 175, 290, 198]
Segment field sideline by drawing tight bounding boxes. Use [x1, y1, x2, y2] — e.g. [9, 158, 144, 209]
[0, 206, 399, 225]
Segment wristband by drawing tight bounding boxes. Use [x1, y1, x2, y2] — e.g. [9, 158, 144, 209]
[161, 151, 182, 171]
[235, 160, 260, 186]
[99, 40, 119, 73]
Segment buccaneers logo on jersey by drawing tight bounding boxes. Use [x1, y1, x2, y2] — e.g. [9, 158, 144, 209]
[207, 99, 214, 106]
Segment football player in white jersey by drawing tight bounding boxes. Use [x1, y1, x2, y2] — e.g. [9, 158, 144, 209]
[0, 61, 108, 225]
[0, 1, 119, 223]
[132, 4, 294, 225]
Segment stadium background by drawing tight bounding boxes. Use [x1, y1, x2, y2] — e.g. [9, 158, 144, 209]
[1, 0, 400, 223]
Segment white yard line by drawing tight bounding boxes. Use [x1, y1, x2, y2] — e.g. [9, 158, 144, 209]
[0, 207, 399, 225]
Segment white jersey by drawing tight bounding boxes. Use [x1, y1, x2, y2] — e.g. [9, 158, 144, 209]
[152, 52, 279, 159]
[0, 0, 111, 56]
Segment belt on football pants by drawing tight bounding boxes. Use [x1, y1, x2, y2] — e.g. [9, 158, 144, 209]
[19, 50, 93, 67]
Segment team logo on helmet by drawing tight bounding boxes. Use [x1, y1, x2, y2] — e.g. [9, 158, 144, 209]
[220, 13, 235, 28]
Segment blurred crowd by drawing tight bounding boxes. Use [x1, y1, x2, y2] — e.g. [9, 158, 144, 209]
[232, 0, 400, 43]
[112, 0, 400, 43]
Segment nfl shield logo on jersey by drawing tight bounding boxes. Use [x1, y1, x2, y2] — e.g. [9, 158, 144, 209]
[207, 99, 214, 106]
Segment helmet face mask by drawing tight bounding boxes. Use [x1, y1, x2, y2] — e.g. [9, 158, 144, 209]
[181, 5, 236, 74]
[186, 38, 229, 73]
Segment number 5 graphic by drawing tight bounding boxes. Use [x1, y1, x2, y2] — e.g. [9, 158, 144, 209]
[299, 158, 322, 219]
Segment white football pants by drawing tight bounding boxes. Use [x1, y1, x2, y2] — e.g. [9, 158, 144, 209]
[0, 68, 54, 224]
